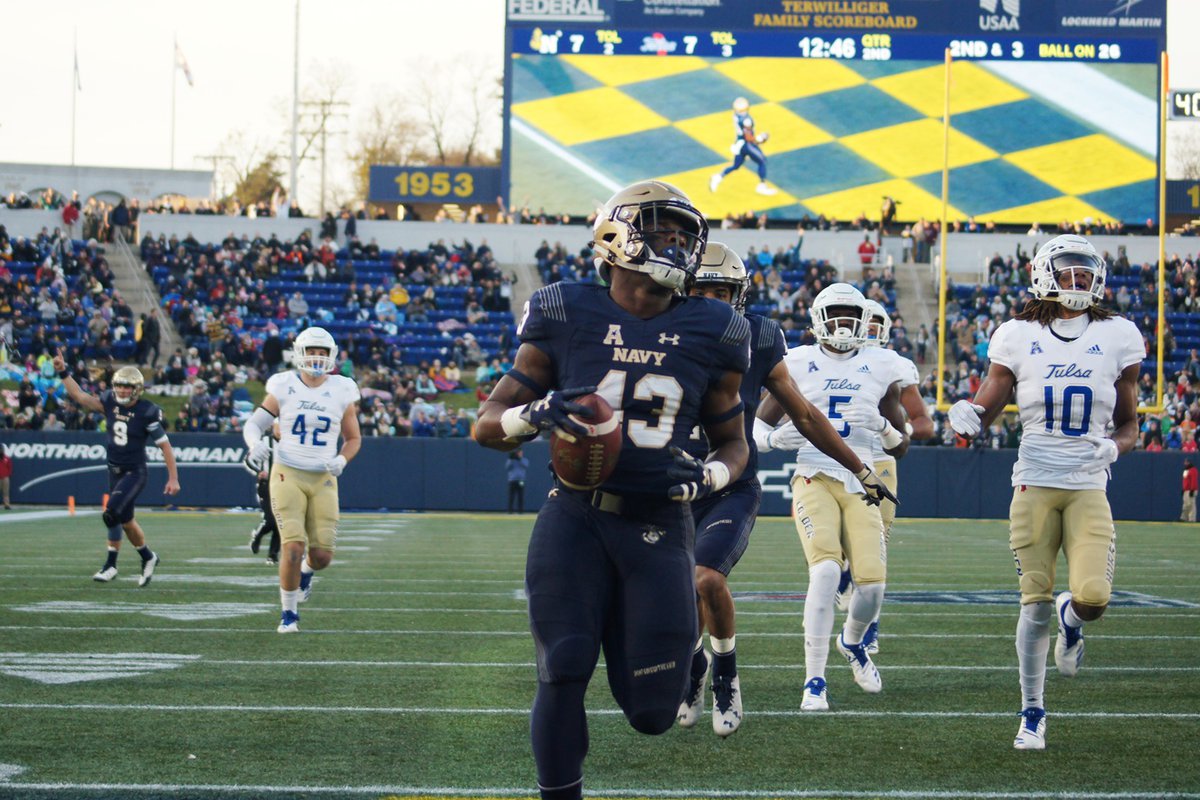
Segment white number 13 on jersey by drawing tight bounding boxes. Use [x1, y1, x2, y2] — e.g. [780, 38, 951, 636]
[595, 369, 682, 448]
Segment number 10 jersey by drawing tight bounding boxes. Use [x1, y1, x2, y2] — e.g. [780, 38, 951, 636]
[986, 316, 1143, 490]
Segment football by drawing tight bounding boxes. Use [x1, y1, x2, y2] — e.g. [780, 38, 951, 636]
[550, 393, 622, 490]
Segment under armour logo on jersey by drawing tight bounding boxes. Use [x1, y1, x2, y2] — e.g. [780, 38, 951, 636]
[658, 333, 680, 346]
[857, 364, 871, 373]
[1087, 344, 1104, 355]
[1030, 341, 1043, 355]
[808, 361, 819, 372]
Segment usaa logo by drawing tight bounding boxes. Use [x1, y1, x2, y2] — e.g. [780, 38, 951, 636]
[979, 0, 1020, 31]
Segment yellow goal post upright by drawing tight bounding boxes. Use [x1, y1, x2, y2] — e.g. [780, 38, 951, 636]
[935, 49, 1168, 416]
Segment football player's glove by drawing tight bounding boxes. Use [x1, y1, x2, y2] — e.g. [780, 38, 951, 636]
[855, 465, 898, 507]
[1080, 436, 1119, 474]
[246, 438, 271, 471]
[948, 400, 985, 436]
[327, 454, 347, 477]
[842, 404, 887, 433]
[667, 447, 731, 503]
[523, 386, 597, 438]
[755, 131, 770, 144]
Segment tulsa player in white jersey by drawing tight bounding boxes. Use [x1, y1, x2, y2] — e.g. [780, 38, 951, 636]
[758, 283, 909, 710]
[836, 299, 936, 653]
[243, 326, 362, 633]
[949, 234, 1143, 750]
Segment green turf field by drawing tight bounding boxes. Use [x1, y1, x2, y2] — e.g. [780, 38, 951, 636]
[0, 510, 1197, 799]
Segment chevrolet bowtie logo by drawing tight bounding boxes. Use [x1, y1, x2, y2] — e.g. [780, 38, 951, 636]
[659, 333, 681, 346]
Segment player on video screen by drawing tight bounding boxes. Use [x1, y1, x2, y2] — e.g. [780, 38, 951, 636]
[710, 97, 776, 197]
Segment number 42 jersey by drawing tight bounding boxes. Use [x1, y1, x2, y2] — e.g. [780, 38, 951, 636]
[267, 370, 361, 472]
[986, 316, 1144, 490]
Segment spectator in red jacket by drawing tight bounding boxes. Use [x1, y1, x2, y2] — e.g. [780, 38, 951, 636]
[1181, 459, 1198, 522]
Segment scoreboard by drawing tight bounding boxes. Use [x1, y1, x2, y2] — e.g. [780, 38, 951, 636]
[515, 26, 1158, 64]
[503, 0, 1167, 224]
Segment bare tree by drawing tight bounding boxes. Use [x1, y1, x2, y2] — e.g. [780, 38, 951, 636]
[1170, 126, 1200, 180]
[211, 129, 284, 210]
[407, 54, 502, 167]
[346, 97, 430, 204]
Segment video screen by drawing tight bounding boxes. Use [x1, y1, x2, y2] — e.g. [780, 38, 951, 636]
[508, 53, 1157, 225]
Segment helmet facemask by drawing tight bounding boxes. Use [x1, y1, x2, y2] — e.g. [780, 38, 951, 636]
[592, 182, 707, 292]
[813, 304, 869, 352]
[298, 346, 335, 376]
[112, 366, 144, 406]
[1029, 235, 1106, 312]
[863, 301, 891, 347]
[691, 242, 749, 312]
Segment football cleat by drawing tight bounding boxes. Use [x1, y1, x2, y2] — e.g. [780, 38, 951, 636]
[299, 569, 314, 603]
[1013, 707, 1046, 750]
[837, 632, 882, 693]
[800, 677, 829, 711]
[92, 566, 118, 583]
[137, 553, 160, 587]
[863, 620, 880, 655]
[711, 673, 742, 737]
[708, 173, 723, 193]
[755, 182, 777, 196]
[277, 610, 300, 633]
[1054, 592, 1085, 678]
[834, 565, 854, 611]
[676, 650, 711, 728]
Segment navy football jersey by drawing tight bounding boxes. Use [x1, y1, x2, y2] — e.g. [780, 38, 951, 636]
[518, 282, 751, 496]
[684, 314, 785, 484]
[101, 392, 167, 467]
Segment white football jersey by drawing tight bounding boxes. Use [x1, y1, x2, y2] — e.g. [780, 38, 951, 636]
[781, 344, 904, 491]
[267, 370, 361, 472]
[869, 349, 919, 461]
[987, 316, 1143, 490]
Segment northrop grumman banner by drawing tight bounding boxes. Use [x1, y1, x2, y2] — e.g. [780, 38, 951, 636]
[0, 432, 1183, 520]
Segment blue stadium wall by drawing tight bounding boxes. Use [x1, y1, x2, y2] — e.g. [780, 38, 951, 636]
[0, 432, 1186, 522]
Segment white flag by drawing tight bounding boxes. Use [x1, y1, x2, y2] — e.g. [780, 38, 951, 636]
[175, 43, 194, 87]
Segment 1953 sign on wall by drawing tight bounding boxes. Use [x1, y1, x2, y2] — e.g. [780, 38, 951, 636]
[368, 165, 501, 205]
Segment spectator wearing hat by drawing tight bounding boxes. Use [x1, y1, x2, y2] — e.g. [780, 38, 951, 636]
[1182, 459, 1198, 522]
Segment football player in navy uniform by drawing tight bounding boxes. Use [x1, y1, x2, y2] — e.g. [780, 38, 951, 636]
[709, 97, 776, 196]
[54, 354, 180, 586]
[245, 426, 281, 565]
[678, 243, 895, 737]
[476, 180, 750, 800]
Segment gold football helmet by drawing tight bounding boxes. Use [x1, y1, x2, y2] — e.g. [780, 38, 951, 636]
[590, 180, 707, 291]
[692, 242, 749, 312]
[112, 366, 145, 406]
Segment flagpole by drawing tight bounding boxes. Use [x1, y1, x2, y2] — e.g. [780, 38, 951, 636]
[171, 32, 177, 170]
[71, 29, 78, 166]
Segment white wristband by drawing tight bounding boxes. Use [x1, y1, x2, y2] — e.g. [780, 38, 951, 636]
[500, 405, 537, 440]
[880, 420, 904, 450]
[704, 461, 732, 493]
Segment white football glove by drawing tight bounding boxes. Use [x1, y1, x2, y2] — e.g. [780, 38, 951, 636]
[841, 404, 887, 433]
[246, 438, 270, 470]
[327, 454, 347, 477]
[948, 400, 985, 436]
[755, 131, 770, 144]
[1080, 436, 1119, 474]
